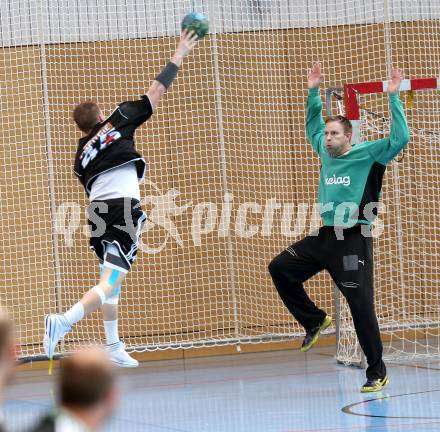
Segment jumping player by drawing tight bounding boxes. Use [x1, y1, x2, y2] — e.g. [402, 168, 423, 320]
[44, 30, 198, 367]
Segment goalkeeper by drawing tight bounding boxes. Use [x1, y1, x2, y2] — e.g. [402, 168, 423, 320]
[44, 30, 198, 367]
[269, 63, 409, 392]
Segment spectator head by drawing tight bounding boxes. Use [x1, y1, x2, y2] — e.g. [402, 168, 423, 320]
[59, 346, 118, 430]
[0, 307, 16, 389]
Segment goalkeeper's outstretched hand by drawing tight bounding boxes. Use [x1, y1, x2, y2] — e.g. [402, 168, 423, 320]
[308, 63, 323, 89]
[387, 67, 403, 93]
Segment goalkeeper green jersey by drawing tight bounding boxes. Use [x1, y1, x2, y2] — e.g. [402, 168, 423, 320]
[306, 88, 410, 226]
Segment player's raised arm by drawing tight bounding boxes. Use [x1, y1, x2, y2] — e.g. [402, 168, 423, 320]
[147, 30, 198, 111]
[306, 63, 325, 155]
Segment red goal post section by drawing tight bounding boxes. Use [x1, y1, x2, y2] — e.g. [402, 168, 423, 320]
[343, 77, 440, 143]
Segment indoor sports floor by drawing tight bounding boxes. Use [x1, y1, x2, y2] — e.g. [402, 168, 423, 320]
[4, 346, 440, 431]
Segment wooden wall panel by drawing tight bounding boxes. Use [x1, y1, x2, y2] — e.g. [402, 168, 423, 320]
[0, 46, 56, 348]
[1, 19, 438, 355]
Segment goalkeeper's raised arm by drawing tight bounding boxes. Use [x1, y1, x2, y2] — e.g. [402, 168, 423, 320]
[147, 29, 198, 111]
[365, 67, 410, 164]
[305, 63, 326, 156]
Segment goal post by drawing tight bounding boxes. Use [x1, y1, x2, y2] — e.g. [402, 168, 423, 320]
[327, 77, 440, 366]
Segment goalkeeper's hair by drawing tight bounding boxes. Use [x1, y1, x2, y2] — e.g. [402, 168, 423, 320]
[73, 101, 101, 133]
[325, 115, 353, 135]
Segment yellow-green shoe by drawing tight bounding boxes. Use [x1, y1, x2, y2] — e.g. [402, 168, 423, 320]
[300, 315, 332, 352]
[360, 376, 389, 393]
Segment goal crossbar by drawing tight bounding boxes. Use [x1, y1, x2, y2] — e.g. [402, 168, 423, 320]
[344, 77, 440, 120]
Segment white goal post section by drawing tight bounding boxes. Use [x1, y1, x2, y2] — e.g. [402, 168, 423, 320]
[328, 77, 440, 366]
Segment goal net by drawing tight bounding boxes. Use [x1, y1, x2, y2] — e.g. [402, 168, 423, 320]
[0, 0, 438, 360]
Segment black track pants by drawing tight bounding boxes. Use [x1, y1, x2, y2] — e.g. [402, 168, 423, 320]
[268, 225, 386, 380]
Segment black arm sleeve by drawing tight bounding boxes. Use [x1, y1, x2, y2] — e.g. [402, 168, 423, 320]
[118, 95, 153, 128]
[155, 62, 179, 89]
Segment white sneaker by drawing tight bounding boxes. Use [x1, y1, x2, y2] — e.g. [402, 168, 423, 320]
[43, 314, 71, 359]
[107, 341, 139, 368]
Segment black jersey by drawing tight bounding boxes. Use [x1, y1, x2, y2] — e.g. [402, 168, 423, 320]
[73, 96, 153, 196]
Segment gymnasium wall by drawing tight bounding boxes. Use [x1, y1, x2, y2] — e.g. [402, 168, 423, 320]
[0, 17, 439, 356]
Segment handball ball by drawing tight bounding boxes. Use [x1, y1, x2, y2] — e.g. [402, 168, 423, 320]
[181, 12, 209, 39]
